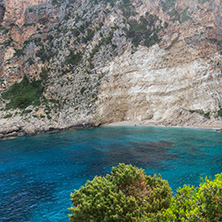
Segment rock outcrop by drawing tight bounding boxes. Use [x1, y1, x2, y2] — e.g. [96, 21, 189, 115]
[0, 0, 222, 138]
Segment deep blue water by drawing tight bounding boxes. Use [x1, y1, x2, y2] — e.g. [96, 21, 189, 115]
[0, 126, 222, 221]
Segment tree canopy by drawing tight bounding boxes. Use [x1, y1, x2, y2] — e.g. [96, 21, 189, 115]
[69, 164, 222, 221]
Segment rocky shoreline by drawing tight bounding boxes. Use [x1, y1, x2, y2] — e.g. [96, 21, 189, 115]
[101, 120, 222, 130]
[0, 118, 221, 141]
[0, 122, 96, 140]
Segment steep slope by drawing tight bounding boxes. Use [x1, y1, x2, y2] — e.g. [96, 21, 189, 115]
[0, 0, 222, 138]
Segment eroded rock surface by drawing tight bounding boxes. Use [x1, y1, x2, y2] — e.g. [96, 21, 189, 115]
[0, 0, 222, 138]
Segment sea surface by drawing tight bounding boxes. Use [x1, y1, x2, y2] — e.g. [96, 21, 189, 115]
[0, 126, 222, 221]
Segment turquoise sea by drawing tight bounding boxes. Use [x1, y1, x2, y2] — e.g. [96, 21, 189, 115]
[0, 126, 222, 221]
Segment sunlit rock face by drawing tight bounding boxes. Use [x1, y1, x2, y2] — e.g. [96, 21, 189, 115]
[94, 0, 222, 127]
[0, 0, 222, 137]
[95, 45, 222, 126]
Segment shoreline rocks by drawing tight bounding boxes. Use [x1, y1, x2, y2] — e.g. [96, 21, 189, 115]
[0, 118, 221, 141]
[0, 120, 96, 140]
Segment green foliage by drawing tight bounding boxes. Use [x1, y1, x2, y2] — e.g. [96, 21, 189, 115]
[126, 13, 162, 47]
[66, 50, 82, 66]
[164, 174, 222, 221]
[0, 27, 9, 34]
[160, 0, 177, 12]
[9, 23, 17, 27]
[181, 7, 192, 23]
[36, 47, 52, 63]
[89, 28, 116, 61]
[39, 67, 49, 82]
[119, 0, 134, 18]
[69, 163, 172, 222]
[14, 49, 24, 57]
[168, 8, 180, 22]
[82, 28, 95, 43]
[218, 109, 222, 118]
[189, 109, 210, 119]
[80, 87, 86, 95]
[3, 37, 13, 47]
[160, 0, 181, 22]
[198, 0, 210, 3]
[208, 38, 222, 46]
[27, 58, 34, 65]
[69, 164, 222, 221]
[28, 8, 33, 13]
[24, 37, 41, 47]
[23, 23, 35, 27]
[2, 75, 44, 110]
[71, 28, 80, 37]
[3, 113, 13, 118]
[47, 34, 54, 42]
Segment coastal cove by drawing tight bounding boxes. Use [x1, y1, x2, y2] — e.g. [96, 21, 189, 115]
[1, 126, 222, 221]
[0, 119, 222, 140]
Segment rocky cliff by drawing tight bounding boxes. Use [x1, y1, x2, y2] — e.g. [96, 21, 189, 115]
[0, 0, 222, 138]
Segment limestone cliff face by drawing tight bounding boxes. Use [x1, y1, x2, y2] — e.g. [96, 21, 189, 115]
[94, 0, 222, 127]
[0, 0, 222, 137]
[95, 46, 222, 126]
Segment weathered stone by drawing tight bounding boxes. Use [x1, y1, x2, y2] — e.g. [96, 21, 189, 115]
[5, 131, 17, 137]
[0, 0, 222, 137]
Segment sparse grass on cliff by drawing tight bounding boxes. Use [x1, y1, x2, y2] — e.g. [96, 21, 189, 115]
[2, 75, 44, 110]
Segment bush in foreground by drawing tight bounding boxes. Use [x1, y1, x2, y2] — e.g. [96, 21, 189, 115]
[68, 163, 172, 221]
[164, 174, 222, 221]
[69, 164, 171, 222]
[69, 164, 222, 221]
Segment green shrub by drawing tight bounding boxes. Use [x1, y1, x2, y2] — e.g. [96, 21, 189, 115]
[189, 109, 211, 119]
[160, 0, 177, 12]
[66, 50, 82, 66]
[2, 75, 44, 110]
[36, 47, 51, 63]
[69, 164, 222, 221]
[181, 7, 192, 23]
[126, 14, 162, 47]
[164, 174, 222, 221]
[47, 34, 54, 42]
[71, 28, 80, 37]
[69, 163, 172, 222]
[3, 37, 13, 47]
[218, 109, 222, 117]
[3, 113, 13, 118]
[82, 29, 95, 43]
[80, 87, 86, 94]
[14, 49, 24, 57]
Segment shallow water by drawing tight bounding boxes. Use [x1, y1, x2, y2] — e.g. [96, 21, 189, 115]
[0, 126, 222, 221]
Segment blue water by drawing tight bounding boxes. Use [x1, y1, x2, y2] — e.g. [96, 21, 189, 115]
[0, 126, 222, 221]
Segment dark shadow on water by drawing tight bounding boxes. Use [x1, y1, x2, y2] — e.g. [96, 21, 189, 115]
[69, 140, 179, 176]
